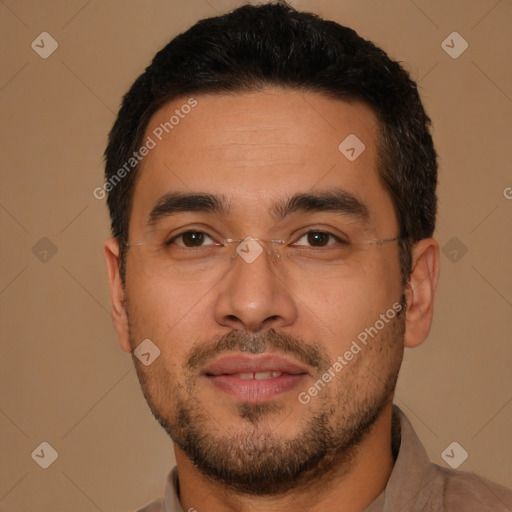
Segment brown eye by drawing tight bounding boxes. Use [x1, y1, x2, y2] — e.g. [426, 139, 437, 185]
[294, 231, 341, 248]
[307, 231, 330, 247]
[170, 231, 215, 247]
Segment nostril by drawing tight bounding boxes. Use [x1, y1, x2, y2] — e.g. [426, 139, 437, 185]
[261, 315, 281, 328]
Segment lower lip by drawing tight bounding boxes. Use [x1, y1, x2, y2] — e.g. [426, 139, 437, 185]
[205, 374, 307, 402]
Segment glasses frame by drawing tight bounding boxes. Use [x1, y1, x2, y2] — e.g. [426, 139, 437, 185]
[124, 234, 401, 264]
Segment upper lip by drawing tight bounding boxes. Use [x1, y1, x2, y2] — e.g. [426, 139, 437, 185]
[202, 353, 310, 376]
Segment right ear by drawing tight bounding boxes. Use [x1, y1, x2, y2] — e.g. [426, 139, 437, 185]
[104, 238, 131, 353]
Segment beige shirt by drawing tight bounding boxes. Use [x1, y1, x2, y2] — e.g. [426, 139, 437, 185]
[136, 405, 512, 512]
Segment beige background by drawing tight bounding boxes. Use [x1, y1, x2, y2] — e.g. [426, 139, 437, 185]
[1, 0, 511, 510]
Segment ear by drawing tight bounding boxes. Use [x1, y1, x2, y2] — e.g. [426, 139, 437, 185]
[104, 238, 131, 353]
[404, 238, 440, 348]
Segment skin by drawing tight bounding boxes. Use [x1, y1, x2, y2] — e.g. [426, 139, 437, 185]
[104, 89, 439, 512]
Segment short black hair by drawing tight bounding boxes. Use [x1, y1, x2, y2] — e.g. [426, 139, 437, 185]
[104, 0, 437, 285]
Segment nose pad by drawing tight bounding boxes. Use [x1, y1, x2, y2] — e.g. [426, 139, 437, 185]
[269, 247, 281, 263]
[228, 238, 282, 266]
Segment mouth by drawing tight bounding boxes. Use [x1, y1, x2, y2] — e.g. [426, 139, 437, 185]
[202, 353, 310, 402]
[223, 371, 286, 380]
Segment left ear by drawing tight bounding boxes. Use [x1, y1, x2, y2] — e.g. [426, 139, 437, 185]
[404, 238, 440, 348]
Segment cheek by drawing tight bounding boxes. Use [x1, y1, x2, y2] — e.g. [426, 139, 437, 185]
[124, 279, 212, 376]
[298, 259, 401, 350]
[126, 274, 212, 331]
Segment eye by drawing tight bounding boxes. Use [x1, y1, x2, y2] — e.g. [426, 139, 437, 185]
[293, 230, 345, 248]
[167, 231, 217, 248]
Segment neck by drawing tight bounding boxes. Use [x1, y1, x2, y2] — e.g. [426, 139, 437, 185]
[174, 402, 395, 512]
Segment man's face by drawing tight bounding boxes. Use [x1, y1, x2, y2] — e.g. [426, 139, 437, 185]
[121, 90, 405, 494]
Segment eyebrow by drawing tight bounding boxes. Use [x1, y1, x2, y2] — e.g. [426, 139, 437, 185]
[272, 189, 369, 223]
[147, 188, 369, 227]
[148, 192, 229, 226]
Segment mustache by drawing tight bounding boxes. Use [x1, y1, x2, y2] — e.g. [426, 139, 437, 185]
[185, 328, 330, 373]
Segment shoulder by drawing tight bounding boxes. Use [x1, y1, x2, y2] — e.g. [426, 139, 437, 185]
[135, 497, 165, 512]
[436, 465, 512, 512]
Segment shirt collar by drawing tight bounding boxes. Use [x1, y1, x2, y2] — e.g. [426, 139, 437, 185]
[364, 405, 444, 512]
[164, 466, 183, 512]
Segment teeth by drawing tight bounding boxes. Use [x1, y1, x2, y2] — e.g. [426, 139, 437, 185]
[255, 371, 272, 380]
[230, 371, 283, 380]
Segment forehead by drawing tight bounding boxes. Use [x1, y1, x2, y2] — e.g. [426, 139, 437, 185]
[129, 89, 395, 235]
[144, 89, 378, 166]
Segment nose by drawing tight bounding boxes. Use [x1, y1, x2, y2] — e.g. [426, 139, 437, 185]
[213, 240, 298, 333]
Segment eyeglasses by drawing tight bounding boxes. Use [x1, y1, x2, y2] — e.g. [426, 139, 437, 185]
[124, 225, 401, 283]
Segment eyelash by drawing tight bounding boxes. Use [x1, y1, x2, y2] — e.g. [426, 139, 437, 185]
[165, 230, 348, 248]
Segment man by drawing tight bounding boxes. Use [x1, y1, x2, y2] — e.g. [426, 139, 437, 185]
[103, 2, 512, 511]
